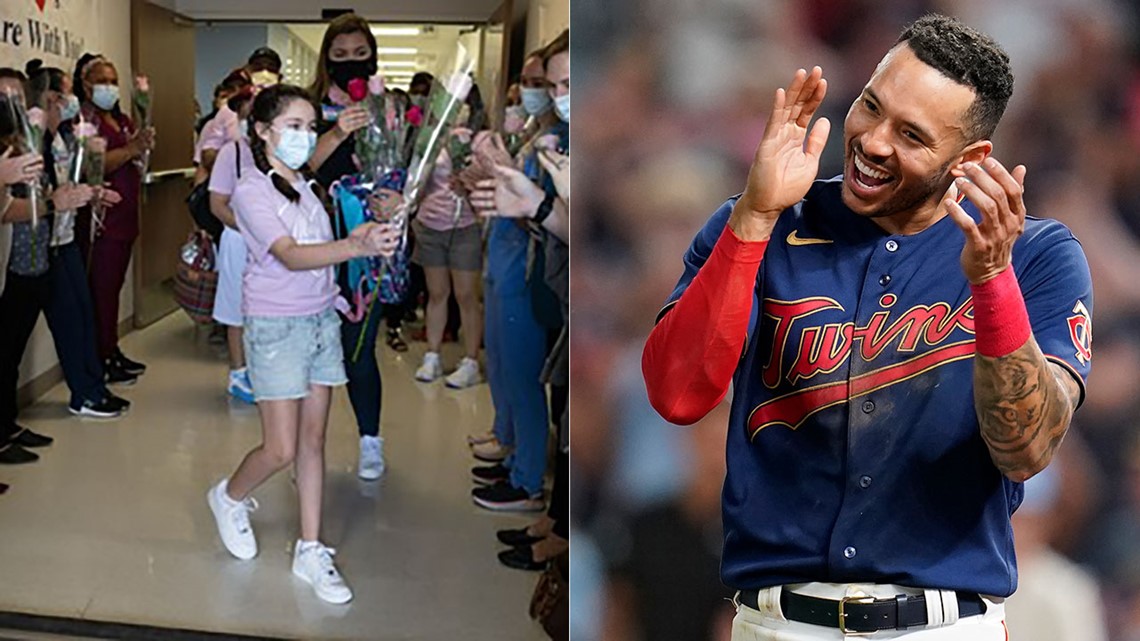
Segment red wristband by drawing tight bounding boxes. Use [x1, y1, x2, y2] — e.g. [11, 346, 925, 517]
[970, 267, 1031, 358]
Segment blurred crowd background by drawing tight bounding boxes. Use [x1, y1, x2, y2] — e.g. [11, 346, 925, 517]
[570, 0, 1140, 639]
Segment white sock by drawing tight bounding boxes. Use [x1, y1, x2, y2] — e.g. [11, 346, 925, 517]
[298, 539, 320, 553]
[218, 480, 241, 506]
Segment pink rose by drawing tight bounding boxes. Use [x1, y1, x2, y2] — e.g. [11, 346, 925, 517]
[134, 74, 150, 93]
[368, 74, 385, 96]
[26, 107, 46, 130]
[77, 121, 98, 139]
[503, 105, 526, 134]
[347, 78, 368, 102]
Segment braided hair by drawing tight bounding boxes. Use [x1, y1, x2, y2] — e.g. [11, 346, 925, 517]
[246, 84, 333, 214]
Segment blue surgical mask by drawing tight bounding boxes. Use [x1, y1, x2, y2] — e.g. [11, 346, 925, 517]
[273, 127, 317, 170]
[59, 94, 80, 121]
[554, 93, 569, 122]
[91, 84, 119, 111]
[521, 87, 551, 116]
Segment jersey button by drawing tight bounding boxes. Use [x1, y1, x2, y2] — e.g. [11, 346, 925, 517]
[861, 400, 875, 413]
[879, 274, 891, 286]
[860, 475, 872, 488]
[844, 546, 857, 559]
[886, 240, 899, 252]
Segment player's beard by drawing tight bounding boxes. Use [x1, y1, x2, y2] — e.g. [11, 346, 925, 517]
[844, 153, 954, 220]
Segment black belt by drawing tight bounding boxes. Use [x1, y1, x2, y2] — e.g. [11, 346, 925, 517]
[738, 588, 986, 634]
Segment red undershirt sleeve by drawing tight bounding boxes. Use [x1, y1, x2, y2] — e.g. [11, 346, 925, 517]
[642, 224, 768, 425]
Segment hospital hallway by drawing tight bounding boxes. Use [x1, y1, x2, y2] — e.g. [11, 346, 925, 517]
[0, 312, 546, 640]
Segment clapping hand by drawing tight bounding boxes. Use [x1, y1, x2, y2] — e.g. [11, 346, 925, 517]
[943, 157, 1028, 285]
[469, 164, 546, 220]
[730, 66, 831, 240]
[536, 148, 569, 201]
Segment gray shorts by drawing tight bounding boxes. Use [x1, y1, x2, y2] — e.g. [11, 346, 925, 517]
[412, 221, 483, 271]
[243, 309, 348, 401]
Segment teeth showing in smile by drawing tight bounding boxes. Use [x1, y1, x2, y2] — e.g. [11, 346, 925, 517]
[854, 155, 892, 183]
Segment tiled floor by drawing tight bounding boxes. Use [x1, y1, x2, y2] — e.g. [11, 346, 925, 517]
[0, 313, 545, 640]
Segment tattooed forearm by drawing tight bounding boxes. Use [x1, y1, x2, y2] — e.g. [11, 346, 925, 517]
[973, 337, 1080, 482]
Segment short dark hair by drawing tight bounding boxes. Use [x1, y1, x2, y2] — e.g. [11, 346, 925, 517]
[897, 14, 1013, 141]
[247, 47, 282, 73]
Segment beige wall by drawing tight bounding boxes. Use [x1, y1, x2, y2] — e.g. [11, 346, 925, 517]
[526, 0, 569, 54]
[6, 0, 135, 388]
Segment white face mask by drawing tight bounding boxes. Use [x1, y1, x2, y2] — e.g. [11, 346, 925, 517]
[272, 127, 317, 170]
[554, 93, 569, 122]
[59, 94, 80, 121]
[238, 120, 249, 140]
[521, 87, 552, 116]
[91, 84, 119, 111]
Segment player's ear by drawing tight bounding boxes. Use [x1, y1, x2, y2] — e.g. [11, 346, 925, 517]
[950, 140, 993, 178]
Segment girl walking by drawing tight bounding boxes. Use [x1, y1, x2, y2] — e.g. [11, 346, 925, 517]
[207, 85, 399, 604]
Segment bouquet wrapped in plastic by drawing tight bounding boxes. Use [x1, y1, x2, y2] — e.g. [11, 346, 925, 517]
[331, 44, 476, 359]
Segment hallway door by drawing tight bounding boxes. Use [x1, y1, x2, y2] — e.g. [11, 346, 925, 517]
[131, 0, 197, 328]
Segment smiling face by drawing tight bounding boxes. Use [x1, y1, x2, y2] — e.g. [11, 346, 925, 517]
[841, 43, 991, 227]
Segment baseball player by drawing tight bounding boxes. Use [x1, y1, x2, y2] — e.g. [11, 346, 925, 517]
[642, 14, 1093, 640]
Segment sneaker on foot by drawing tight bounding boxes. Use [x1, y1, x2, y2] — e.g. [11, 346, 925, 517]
[0, 443, 39, 465]
[358, 435, 385, 480]
[472, 463, 510, 486]
[445, 357, 482, 389]
[13, 428, 53, 448]
[292, 541, 353, 604]
[114, 349, 146, 375]
[207, 479, 258, 560]
[466, 429, 496, 446]
[386, 328, 408, 352]
[227, 369, 255, 404]
[471, 438, 510, 462]
[104, 359, 138, 386]
[69, 397, 124, 419]
[472, 482, 545, 512]
[415, 351, 442, 382]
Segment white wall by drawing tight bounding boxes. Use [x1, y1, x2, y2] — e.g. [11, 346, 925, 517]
[0, 0, 134, 387]
[526, 0, 569, 54]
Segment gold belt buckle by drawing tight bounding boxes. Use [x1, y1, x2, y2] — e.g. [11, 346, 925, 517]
[838, 595, 877, 636]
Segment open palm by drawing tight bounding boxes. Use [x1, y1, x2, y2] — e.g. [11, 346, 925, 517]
[738, 66, 831, 219]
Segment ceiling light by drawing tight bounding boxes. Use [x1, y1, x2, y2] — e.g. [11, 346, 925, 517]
[371, 27, 420, 37]
[378, 61, 416, 68]
[377, 47, 418, 55]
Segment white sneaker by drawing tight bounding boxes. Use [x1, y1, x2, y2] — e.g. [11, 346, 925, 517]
[207, 479, 259, 560]
[292, 540, 353, 604]
[358, 435, 385, 480]
[415, 351, 443, 382]
[445, 357, 482, 389]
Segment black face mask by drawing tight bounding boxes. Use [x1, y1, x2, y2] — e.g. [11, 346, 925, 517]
[327, 59, 377, 90]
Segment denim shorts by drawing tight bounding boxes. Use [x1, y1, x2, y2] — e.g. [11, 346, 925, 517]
[243, 309, 348, 401]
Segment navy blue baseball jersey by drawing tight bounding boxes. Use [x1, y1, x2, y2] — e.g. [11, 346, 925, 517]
[659, 176, 1093, 597]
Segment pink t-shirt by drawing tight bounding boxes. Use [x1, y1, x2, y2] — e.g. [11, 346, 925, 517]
[416, 149, 476, 232]
[194, 105, 239, 165]
[207, 138, 257, 196]
[232, 171, 338, 317]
